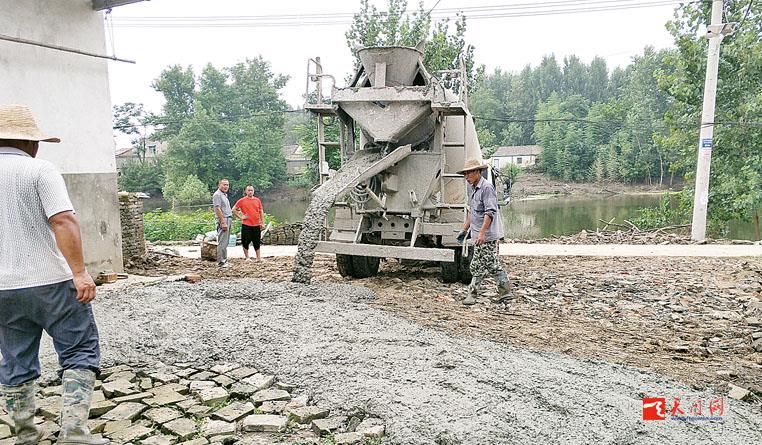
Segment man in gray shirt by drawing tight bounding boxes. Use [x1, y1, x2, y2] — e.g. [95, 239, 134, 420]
[213, 178, 233, 267]
[0, 105, 107, 445]
[457, 159, 510, 306]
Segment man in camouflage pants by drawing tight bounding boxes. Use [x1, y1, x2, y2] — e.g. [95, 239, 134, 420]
[457, 159, 510, 305]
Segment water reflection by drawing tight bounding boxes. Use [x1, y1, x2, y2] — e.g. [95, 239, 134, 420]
[146, 194, 756, 240]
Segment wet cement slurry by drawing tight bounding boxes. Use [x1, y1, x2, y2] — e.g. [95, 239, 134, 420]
[36, 279, 762, 445]
[292, 150, 380, 284]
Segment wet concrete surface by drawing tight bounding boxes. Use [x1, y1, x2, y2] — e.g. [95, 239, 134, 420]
[35, 279, 762, 444]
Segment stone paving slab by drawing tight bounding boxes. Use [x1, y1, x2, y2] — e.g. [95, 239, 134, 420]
[3, 363, 384, 445]
[241, 414, 288, 432]
[162, 417, 198, 441]
[212, 401, 255, 423]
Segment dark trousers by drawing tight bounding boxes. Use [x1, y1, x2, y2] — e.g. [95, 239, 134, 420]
[0, 280, 100, 386]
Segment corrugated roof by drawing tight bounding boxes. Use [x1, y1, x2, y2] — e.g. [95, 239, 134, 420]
[491, 145, 543, 157]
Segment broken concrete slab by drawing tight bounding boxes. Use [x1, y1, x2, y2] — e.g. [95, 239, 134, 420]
[250, 389, 290, 405]
[200, 419, 235, 440]
[197, 387, 229, 406]
[101, 379, 137, 398]
[175, 439, 208, 445]
[258, 401, 288, 414]
[162, 417, 198, 441]
[311, 416, 346, 436]
[211, 375, 234, 388]
[109, 424, 152, 443]
[211, 401, 255, 423]
[144, 407, 183, 425]
[228, 383, 258, 398]
[88, 400, 117, 418]
[104, 370, 137, 383]
[240, 374, 275, 391]
[286, 406, 329, 424]
[729, 383, 752, 401]
[112, 391, 153, 404]
[210, 364, 239, 375]
[334, 432, 364, 444]
[149, 373, 180, 384]
[103, 420, 132, 434]
[37, 396, 62, 419]
[150, 383, 189, 396]
[189, 381, 217, 393]
[141, 434, 176, 445]
[88, 418, 107, 434]
[241, 414, 288, 432]
[145, 391, 187, 406]
[101, 402, 148, 422]
[226, 367, 257, 381]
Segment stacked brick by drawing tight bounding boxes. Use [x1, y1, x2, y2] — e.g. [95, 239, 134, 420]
[118, 192, 147, 261]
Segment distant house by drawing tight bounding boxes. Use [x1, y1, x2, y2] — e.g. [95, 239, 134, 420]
[115, 140, 167, 170]
[490, 145, 543, 169]
[282, 144, 310, 177]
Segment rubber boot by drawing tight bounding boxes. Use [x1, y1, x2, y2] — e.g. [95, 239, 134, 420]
[1, 381, 42, 445]
[463, 286, 477, 306]
[56, 369, 108, 445]
[497, 271, 512, 299]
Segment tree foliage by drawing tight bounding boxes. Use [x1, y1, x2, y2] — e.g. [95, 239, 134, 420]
[346, 0, 477, 86]
[152, 58, 289, 194]
[117, 158, 164, 194]
[658, 0, 762, 222]
[472, 47, 679, 185]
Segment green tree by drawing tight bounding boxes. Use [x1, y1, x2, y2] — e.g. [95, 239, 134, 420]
[151, 65, 195, 139]
[345, 0, 477, 86]
[659, 1, 762, 223]
[118, 158, 164, 194]
[113, 102, 154, 160]
[154, 58, 289, 194]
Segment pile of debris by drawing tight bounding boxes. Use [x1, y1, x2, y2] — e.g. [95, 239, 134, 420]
[0, 363, 384, 445]
[514, 227, 757, 245]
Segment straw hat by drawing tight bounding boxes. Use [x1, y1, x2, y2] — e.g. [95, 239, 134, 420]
[456, 158, 488, 174]
[0, 105, 60, 143]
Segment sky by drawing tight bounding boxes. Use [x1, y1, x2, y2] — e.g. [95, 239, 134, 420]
[106, 0, 681, 123]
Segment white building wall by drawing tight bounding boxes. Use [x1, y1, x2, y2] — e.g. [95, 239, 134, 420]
[0, 0, 123, 272]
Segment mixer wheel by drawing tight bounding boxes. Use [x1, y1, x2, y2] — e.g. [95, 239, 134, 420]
[336, 254, 355, 278]
[351, 255, 380, 278]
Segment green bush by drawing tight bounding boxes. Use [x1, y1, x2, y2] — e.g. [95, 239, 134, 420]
[118, 158, 164, 194]
[630, 193, 689, 230]
[144, 210, 280, 241]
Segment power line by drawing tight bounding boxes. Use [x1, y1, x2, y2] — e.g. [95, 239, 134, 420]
[737, 0, 755, 30]
[112, 0, 694, 28]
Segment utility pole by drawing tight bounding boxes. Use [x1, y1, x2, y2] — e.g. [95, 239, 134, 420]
[691, 0, 735, 240]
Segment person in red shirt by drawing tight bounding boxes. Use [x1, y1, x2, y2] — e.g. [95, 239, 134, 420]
[233, 184, 265, 261]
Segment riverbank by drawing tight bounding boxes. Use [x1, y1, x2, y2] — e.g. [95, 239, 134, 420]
[511, 172, 680, 198]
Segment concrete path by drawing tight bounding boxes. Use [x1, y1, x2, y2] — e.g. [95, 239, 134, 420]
[174, 242, 762, 259]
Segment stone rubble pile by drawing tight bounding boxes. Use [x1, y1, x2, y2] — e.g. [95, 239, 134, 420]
[0, 363, 384, 445]
[512, 229, 759, 245]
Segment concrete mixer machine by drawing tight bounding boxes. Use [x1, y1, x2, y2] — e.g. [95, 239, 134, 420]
[303, 45, 498, 283]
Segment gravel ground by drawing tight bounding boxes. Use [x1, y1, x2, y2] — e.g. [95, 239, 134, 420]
[37, 279, 762, 444]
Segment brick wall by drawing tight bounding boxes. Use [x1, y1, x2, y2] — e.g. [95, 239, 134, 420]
[118, 192, 146, 260]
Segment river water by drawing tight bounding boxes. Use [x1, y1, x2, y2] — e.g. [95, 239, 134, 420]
[144, 194, 757, 240]
[265, 194, 756, 240]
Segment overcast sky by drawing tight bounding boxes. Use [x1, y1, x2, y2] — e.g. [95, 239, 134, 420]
[107, 0, 681, 118]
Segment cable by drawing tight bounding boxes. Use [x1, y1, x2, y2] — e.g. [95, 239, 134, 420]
[112, 0, 695, 28]
[737, 0, 755, 30]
